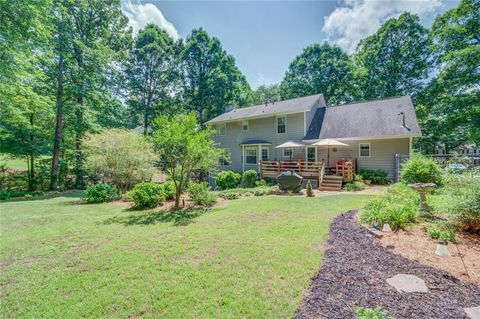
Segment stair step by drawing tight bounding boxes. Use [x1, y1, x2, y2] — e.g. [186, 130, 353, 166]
[323, 175, 343, 180]
[321, 182, 342, 187]
[318, 186, 342, 191]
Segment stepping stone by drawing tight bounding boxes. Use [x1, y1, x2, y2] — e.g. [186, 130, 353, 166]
[386, 274, 429, 293]
[465, 307, 480, 319]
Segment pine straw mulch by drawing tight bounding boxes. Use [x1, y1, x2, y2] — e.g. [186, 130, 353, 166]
[296, 211, 480, 319]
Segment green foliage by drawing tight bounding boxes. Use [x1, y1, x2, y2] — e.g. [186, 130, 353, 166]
[400, 154, 443, 185]
[354, 12, 432, 100]
[360, 183, 419, 230]
[241, 170, 258, 188]
[152, 113, 223, 207]
[83, 129, 156, 193]
[427, 224, 456, 244]
[84, 183, 119, 203]
[215, 171, 241, 190]
[159, 180, 176, 201]
[251, 84, 281, 105]
[182, 28, 253, 123]
[355, 306, 395, 319]
[221, 191, 240, 200]
[357, 170, 389, 184]
[127, 182, 165, 209]
[187, 182, 217, 206]
[306, 181, 314, 197]
[280, 43, 355, 104]
[437, 173, 480, 234]
[255, 179, 268, 187]
[344, 181, 366, 191]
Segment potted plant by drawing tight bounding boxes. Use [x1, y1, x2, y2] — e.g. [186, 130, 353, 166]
[306, 180, 314, 197]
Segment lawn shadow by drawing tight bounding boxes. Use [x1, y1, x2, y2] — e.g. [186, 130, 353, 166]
[103, 208, 210, 227]
[0, 191, 83, 203]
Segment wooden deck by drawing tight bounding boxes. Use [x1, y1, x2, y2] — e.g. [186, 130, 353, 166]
[260, 160, 325, 183]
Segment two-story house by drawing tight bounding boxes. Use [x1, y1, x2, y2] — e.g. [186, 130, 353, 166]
[206, 93, 421, 180]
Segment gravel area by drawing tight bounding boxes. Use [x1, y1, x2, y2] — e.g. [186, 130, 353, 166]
[296, 211, 480, 319]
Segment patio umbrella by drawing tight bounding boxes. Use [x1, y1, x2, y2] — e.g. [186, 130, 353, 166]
[312, 139, 349, 167]
[275, 141, 304, 160]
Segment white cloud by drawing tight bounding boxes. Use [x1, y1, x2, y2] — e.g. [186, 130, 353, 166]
[322, 0, 442, 53]
[122, 0, 180, 40]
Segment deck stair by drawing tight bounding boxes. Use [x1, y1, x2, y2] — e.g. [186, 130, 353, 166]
[319, 175, 343, 191]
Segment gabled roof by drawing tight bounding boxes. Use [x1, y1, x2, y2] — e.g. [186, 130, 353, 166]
[206, 93, 324, 124]
[304, 96, 421, 140]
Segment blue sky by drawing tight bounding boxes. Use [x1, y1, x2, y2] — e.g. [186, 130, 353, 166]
[122, 0, 460, 89]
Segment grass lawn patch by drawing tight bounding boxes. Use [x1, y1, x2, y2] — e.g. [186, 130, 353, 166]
[0, 193, 370, 318]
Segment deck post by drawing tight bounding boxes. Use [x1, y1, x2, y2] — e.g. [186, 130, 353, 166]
[242, 145, 245, 172]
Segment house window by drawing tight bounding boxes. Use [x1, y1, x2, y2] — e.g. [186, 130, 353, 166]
[245, 147, 257, 164]
[217, 123, 226, 136]
[283, 148, 292, 158]
[307, 147, 316, 161]
[261, 147, 269, 161]
[461, 149, 465, 154]
[242, 120, 249, 131]
[277, 116, 286, 134]
[359, 143, 370, 157]
[219, 149, 231, 165]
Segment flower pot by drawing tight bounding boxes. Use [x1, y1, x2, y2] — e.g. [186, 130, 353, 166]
[435, 243, 450, 257]
[364, 180, 372, 185]
[382, 223, 392, 232]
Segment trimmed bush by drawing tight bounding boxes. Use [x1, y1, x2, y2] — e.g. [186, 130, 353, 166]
[84, 183, 119, 203]
[241, 170, 257, 188]
[216, 171, 241, 190]
[221, 191, 239, 200]
[360, 183, 418, 230]
[344, 181, 366, 191]
[188, 182, 217, 206]
[306, 181, 314, 197]
[357, 169, 389, 184]
[127, 182, 165, 209]
[160, 180, 176, 200]
[401, 154, 443, 185]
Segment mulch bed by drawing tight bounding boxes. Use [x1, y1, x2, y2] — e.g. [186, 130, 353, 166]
[296, 211, 480, 319]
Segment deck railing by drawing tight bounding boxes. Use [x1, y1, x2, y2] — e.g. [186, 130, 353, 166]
[260, 160, 325, 182]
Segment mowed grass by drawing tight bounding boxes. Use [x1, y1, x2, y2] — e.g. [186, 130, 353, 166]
[0, 193, 370, 318]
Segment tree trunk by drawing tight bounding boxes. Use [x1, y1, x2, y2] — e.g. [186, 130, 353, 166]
[50, 46, 65, 190]
[74, 97, 84, 188]
[143, 111, 148, 136]
[28, 114, 35, 191]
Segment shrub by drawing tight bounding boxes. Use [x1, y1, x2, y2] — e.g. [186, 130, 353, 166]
[83, 129, 156, 192]
[84, 183, 119, 203]
[427, 224, 456, 244]
[344, 181, 366, 191]
[306, 180, 314, 197]
[188, 182, 217, 206]
[0, 190, 11, 200]
[127, 182, 165, 209]
[216, 170, 241, 190]
[241, 170, 258, 188]
[357, 169, 389, 184]
[355, 306, 394, 319]
[160, 180, 176, 200]
[360, 183, 418, 230]
[221, 191, 239, 200]
[401, 154, 443, 186]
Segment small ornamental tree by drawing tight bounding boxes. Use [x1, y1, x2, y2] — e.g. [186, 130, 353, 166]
[152, 113, 223, 207]
[83, 129, 156, 192]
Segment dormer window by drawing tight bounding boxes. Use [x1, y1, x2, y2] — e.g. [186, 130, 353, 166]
[277, 116, 286, 134]
[242, 120, 249, 131]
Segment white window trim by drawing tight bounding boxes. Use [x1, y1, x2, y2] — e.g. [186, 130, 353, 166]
[242, 120, 249, 131]
[245, 146, 258, 164]
[261, 146, 269, 161]
[283, 147, 292, 158]
[306, 146, 317, 161]
[218, 123, 226, 136]
[359, 143, 371, 158]
[276, 115, 286, 134]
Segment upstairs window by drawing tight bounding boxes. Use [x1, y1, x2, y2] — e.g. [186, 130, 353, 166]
[277, 116, 286, 134]
[217, 124, 226, 136]
[242, 120, 249, 131]
[359, 143, 370, 157]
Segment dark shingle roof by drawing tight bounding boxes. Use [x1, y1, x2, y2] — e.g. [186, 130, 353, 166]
[240, 139, 272, 145]
[206, 93, 324, 124]
[304, 96, 421, 140]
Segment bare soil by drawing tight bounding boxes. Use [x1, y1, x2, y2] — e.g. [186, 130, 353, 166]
[296, 211, 480, 319]
[380, 225, 480, 284]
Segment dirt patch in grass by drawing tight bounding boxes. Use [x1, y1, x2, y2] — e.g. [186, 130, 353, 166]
[296, 211, 480, 319]
[380, 225, 480, 284]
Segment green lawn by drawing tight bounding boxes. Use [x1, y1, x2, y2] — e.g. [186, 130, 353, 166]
[0, 193, 370, 318]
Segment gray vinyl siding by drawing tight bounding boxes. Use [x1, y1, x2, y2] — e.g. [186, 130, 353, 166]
[212, 112, 307, 172]
[315, 138, 410, 179]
